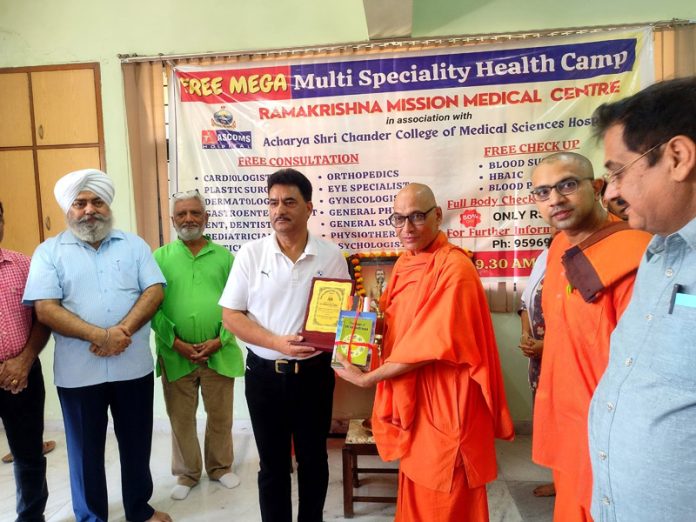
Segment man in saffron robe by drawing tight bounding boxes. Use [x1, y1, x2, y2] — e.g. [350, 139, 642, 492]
[529, 153, 651, 521]
[336, 183, 514, 521]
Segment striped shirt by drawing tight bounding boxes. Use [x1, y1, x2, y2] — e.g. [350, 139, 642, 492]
[590, 216, 696, 521]
[23, 229, 166, 388]
[0, 248, 33, 361]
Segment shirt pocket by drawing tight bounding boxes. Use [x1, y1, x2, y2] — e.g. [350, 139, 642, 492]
[648, 305, 696, 389]
[8, 285, 24, 307]
[110, 257, 140, 292]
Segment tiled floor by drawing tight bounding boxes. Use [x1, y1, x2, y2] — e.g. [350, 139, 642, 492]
[0, 423, 553, 521]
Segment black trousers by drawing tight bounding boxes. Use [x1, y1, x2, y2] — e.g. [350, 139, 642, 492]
[0, 360, 48, 522]
[57, 373, 155, 522]
[245, 351, 335, 522]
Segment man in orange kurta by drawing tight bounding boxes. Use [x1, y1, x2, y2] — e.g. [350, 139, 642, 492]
[529, 153, 651, 521]
[336, 183, 514, 521]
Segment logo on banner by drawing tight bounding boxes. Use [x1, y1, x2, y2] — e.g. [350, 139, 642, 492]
[460, 209, 482, 227]
[212, 106, 236, 128]
[201, 129, 252, 149]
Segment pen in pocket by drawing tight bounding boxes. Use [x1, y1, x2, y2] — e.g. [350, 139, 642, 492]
[668, 283, 683, 314]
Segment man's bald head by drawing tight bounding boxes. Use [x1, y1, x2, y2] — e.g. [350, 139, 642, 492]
[392, 183, 442, 253]
[395, 183, 437, 209]
[535, 152, 595, 179]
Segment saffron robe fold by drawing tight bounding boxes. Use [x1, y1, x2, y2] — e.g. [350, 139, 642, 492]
[532, 216, 651, 513]
[372, 232, 514, 494]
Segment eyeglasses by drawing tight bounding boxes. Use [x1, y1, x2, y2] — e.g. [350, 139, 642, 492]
[389, 206, 436, 228]
[530, 177, 594, 202]
[172, 188, 200, 199]
[603, 141, 667, 186]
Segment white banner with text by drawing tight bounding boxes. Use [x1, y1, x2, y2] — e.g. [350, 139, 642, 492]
[169, 29, 653, 303]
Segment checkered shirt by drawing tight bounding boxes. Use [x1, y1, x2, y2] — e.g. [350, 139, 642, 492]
[0, 248, 33, 361]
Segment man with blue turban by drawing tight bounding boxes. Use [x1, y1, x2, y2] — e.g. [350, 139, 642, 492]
[23, 168, 172, 522]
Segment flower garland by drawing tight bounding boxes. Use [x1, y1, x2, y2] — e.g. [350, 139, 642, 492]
[344, 247, 474, 296]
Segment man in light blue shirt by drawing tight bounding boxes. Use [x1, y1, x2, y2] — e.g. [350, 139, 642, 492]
[589, 77, 696, 521]
[23, 169, 171, 522]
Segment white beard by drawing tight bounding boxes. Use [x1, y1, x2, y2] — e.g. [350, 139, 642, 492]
[175, 225, 203, 242]
[68, 213, 113, 244]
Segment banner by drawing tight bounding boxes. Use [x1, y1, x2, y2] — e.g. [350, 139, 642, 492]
[169, 29, 653, 304]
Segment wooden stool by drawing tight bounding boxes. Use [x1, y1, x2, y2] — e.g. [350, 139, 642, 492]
[342, 419, 397, 518]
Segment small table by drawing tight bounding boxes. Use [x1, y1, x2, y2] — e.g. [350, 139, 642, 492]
[342, 419, 397, 518]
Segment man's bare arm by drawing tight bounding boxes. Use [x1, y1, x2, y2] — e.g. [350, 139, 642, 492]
[19, 312, 51, 362]
[91, 284, 164, 357]
[33, 285, 163, 357]
[119, 284, 164, 334]
[35, 299, 109, 345]
[222, 308, 316, 358]
[35, 298, 131, 356]
[0, 313, 51, 393]
[335, 354, 429, 388]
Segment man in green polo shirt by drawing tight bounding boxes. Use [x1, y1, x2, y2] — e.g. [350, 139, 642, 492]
[152, 189, 244, 501]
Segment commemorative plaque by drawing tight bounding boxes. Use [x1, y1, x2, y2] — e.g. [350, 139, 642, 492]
[293, 277, 355, 351]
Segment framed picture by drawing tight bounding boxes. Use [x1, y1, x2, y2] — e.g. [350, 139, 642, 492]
[347, 254, 400, 312]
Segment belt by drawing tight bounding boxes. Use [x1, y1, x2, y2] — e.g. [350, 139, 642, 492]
[247, 350, 331, 375]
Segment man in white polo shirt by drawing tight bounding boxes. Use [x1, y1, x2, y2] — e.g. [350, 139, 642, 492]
[220, 168, 349, 522]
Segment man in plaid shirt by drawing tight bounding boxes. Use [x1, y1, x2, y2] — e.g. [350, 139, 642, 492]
[0, 200, 51, 521]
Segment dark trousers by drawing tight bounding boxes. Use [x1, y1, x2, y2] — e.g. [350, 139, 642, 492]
[245, 351, 335, 522]
[0, 360, 48, 522]
[57, 373, 156, 522]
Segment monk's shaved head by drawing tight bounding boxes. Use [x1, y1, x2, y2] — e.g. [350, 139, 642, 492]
[395, 183, 437, 209]
[536, 152, 595, 179]
[393, 183, 442, 253]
